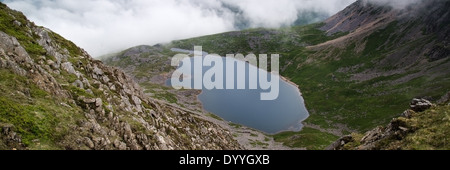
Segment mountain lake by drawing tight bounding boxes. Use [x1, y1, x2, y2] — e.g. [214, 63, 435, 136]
[168, 48, 309, 134]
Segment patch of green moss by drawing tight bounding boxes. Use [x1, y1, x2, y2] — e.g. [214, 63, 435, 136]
[249, 140, 269, 147]
[59, 70, 78, 84]
[122, 115, 147, 133]
[0, 69, 83, 148]
[47, 31, 83, 57]
[272, 127, 339, 150]
[154, 91, 178, 103]
[65, 85, 94, 99]
[206, 113, 223, 121]
[228, 122, 242, 129]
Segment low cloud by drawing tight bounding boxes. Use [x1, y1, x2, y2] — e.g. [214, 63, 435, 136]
[223, 0, 356, 28]
[4, 0, 356, 56]
[366, 0, 423, 9]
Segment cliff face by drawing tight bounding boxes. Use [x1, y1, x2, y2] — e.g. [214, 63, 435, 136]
[0, 3, 240, 150]
[318, 0, 449, 49]
[316, 0, 449, 62]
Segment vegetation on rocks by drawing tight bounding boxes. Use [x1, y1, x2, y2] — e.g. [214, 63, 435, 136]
[329, 97, 449, 150]
[0, 2, 241, 150]
[272, 127, 339, 150]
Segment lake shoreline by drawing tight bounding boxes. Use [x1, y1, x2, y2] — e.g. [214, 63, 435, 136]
[280, 76, 302, 95]
[165, 48, 309, 149]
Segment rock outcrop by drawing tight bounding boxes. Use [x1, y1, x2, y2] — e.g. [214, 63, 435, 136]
[325, 135, 353, 150]
[410, 98, 434, 112]
[0, 3, 241, 150]
[355, 117, 412, 150]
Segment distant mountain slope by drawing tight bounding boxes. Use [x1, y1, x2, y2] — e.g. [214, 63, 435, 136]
[0, 3, 240, 150]
[289, 0, 450, 132]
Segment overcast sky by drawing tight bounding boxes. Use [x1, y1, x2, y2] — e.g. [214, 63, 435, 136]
[3, 0, 357, 57]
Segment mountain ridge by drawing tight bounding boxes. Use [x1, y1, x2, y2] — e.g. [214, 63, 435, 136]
[0, 2, 241, 150]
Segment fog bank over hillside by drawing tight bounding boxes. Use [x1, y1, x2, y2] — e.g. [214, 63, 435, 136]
[366, 0, 423, 9]
[4, 0, 355, 56]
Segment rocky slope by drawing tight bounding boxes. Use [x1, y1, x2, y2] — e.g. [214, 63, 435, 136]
[0, 3, 240, 150]
[101, 45, 204, 112]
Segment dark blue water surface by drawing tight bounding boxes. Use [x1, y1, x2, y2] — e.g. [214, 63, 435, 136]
[168, 49, 309, 134]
